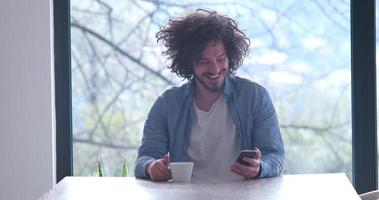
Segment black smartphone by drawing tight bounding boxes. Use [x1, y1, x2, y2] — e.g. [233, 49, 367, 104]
[236, 150, 258, 166]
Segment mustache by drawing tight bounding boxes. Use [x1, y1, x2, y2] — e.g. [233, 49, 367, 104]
[203, 72, 221, 76]
[202, 70, 226, 76]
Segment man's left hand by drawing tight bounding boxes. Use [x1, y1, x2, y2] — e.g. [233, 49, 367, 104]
[230, 147, 261, 179]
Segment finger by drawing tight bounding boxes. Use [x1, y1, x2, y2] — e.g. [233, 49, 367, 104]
[234, 162, 251, 172]
[156, 162, 171, 176]
[155, 169, 172, 181]
[152, 173, 169, 181]
[233, 162, 259, 177]
[155, 166, 169, 176]
[243, 157, 260, 167]
[150, 167, 164, 181]
[230, 164, 244, 176]
[151, 166, 171, 181]
[162, 172, 172, 180]
[253, 147, 261, 159]
[154, 172, 171, 181]
[150, 162, 169, 180]
[162, 154, 170, 165]
[230, 164, 238, 173]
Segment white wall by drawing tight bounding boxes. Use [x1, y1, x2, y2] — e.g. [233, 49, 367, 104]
[0, 0, 55, 199]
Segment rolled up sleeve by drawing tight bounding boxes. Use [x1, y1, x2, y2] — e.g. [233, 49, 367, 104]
[253, 88, 285, 178]
[135, 97, 169, 179]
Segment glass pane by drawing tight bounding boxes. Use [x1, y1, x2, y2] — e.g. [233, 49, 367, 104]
[71, 0, 351, 178]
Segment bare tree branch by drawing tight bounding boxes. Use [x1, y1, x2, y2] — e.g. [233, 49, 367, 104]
[94, 0, 114, 40]
[311, 0, 349, 33]
[74, 138, 138, 150]
[71, 22, 175, 85]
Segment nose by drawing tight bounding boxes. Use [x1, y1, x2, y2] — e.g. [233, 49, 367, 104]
[208, 60, 219, 74]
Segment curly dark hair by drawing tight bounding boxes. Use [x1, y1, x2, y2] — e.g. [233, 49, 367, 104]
[156, 9, 250, 80]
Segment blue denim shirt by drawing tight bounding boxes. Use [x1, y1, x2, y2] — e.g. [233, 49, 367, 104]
[135, 74, 285, 179]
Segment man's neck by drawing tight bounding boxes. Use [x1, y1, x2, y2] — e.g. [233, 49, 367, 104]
[194, 84, 223, 112]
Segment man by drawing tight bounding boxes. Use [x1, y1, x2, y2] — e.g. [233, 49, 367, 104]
[135, 9, 285, 181]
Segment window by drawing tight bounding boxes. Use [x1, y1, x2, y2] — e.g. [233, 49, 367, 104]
[56, 0, 377, 193]
[70, 0, 352, 177]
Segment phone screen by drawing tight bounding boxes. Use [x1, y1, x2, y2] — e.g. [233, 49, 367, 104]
[236, 150, 257, 165]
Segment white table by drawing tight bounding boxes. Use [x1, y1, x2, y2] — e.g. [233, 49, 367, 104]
[39, 173, 360, 200]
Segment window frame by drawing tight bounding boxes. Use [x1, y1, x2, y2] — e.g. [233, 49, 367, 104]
[351, 0, 378, 194]
[54, 0, 378, 193]
[54, 0, 73, 182]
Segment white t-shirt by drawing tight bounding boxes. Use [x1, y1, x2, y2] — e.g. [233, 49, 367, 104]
[187, 95, 242, 181]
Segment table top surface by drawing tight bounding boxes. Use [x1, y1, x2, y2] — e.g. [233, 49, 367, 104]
[39, 173, 360, 200]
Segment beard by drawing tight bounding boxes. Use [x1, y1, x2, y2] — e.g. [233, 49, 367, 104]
[194, 73, 225, 93]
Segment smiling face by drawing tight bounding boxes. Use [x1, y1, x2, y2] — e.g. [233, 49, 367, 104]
[193, 41, 229, 95]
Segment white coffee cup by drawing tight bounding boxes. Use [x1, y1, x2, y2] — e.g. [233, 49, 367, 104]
[169, 162, 194, 182]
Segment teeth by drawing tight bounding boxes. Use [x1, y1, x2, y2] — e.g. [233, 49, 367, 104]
[207, 73, 220, 79]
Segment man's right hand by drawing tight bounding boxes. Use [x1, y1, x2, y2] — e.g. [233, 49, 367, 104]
[146, 154, 172, 182]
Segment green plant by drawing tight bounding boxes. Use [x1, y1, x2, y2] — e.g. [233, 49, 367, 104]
[121, 160, 128, 177]
[94, 158, 104, 177]
[93, 158, 129, 177]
